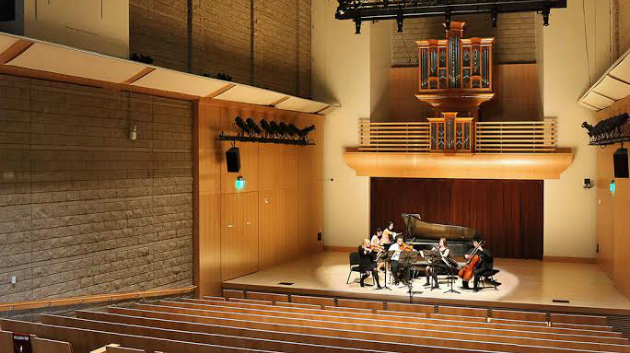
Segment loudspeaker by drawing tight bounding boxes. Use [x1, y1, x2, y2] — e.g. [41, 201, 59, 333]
[0, 1, 15, 22]
[226, 147, 241, 173]
[614, 148, 629, 178]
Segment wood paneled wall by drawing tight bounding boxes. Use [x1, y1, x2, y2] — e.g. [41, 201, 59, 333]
[370, 178, 544, 259]
[194, 100, 324, 296]
[387, 64, 541, 122]
[595, 95, 630, 299]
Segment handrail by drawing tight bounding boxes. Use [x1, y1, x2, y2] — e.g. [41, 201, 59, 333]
[0, 285, 196, 312]
[357, 119, 557, 153]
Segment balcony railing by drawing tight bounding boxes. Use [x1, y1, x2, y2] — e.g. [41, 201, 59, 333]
[358, 119, 557, 153]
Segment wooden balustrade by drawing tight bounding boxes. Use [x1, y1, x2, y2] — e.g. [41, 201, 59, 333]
[357, 119, 557, 154]
[475, 120, 557, 153]
[358, 119, 430, 152]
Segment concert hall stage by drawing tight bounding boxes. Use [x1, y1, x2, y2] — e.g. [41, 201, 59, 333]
[222, 250, 630, 315]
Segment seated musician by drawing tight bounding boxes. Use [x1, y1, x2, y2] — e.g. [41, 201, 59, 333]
[422, 237, 455, 290]
[388, 236, 413, 286]
[462, 239, 496, 292]
[370, 228, 383, 247]
[381, 221, 399, 245]
[358, 239, 382, 289]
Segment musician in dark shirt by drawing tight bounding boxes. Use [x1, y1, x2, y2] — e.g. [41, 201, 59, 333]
[358, 239, 382, 289]
[462, 239, 495, 292]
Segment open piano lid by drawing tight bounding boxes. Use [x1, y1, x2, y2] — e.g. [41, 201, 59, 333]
[402, 213, 480, 242]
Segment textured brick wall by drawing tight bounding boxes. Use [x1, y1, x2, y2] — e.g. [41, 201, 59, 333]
[392, 13, 537, 66]
[130, 0, 311, 98]
[0, 74, 193, 303]
[619, 0, 630, 57]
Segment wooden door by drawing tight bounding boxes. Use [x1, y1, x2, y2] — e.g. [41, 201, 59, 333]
[241, 192, 259, 275]
[220, 193, 241, 281]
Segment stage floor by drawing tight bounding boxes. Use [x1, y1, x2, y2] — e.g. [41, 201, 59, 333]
[223, 251, 630, 314]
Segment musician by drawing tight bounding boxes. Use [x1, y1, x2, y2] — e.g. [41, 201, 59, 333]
[381, 221, 397, 245]
[370, 228, 383, 247]
[422, 237, 455, 290]
[388, 236, 413, 286]
[462, 239, 494, 292]
[358, 239, 382, 289]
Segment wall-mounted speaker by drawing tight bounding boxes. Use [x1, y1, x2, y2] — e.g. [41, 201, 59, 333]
[226, 147, 241, 173]
[0, 1, 15, 22]
[614, 148, 629, 178]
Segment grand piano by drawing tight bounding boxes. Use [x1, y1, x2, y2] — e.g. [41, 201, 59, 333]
[402, 213, 480, 258]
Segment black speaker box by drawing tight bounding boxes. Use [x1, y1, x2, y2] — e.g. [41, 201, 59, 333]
[226, 147, 241, 173]
[0, 1, 15, 22]
[614, 148, 629, 178]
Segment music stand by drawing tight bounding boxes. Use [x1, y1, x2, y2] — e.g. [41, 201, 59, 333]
[443, 259, 460, 294]
[399, 251, 422, 303]
[377, 250, 395, 291]
[422, 250, 441, 291]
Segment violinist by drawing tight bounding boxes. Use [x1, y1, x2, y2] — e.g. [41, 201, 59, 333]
[388, 236, 414, 286]
[381, 221, 400, 245]
[422, 237, 455, 290]
[462, 239, 494, 292]
[370, 228, 383, 247]
[358, 239, 382, 289]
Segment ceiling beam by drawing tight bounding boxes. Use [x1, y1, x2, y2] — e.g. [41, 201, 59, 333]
[0, 40, 34, 65]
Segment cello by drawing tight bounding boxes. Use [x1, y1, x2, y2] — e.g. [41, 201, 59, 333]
[458, 240, 484, 282]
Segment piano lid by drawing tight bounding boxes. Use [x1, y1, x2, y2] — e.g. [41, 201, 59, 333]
[402, 213, 480, 242]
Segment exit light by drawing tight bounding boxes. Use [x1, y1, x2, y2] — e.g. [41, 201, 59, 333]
[236, 176, 246, 191]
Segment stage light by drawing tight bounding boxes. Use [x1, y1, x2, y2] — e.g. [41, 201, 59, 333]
[246, 118, 262, 135]
[542, 6, 550, 26]
[491, 7, 498, 28]
[396, 12, 404, 33]
[235, 117, 251, 135]
[278, 122, 291, 136]
[298, 125, 316, 138]
[260, 119, 274, 135]
[445, 9, 451, 30]
[288, 123, 300, 136]
[269, 121, 283, 136]
[236, 176, 246, 191]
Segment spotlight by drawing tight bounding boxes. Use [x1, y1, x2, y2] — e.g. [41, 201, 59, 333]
[278, 122, 290, 136]
[269, 121, 283, 136]
[491, 7, 498, 28]
[383, 0, 388, 8]
[288, 124, 300, 136]
[542, 6, 550, 26]
[246, 118, 262, 135]
[298, 125, 316, 138]
[445, 8, 451, 30]
[396, 12, 403, 33]
[235, 117, 251, 135]
[260, 119, 274, 135]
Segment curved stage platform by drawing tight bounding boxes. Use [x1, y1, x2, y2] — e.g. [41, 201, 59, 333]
[223, 251, 630, 316]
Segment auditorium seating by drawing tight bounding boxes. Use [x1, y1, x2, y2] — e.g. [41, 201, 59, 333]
[0, 292, 625, 353]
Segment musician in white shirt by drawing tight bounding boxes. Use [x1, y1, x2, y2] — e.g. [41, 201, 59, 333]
[388, 236, 414, 286]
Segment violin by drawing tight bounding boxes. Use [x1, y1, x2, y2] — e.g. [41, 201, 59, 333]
[458, 241, 484, 281]
[400, 242, 414, 252]
[368, 244, 385, 252]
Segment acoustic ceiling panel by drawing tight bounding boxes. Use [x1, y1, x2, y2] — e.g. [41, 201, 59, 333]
[132, 69, 229, 97]
[581, 91, 614, 110]
[214, 85, 286, 106]
[593, 76, 630, 101]
[0, 34, 19, 54]
[6, 43, 147, 83]
[275, 96, 329, 114]
[610, 52, 630, 83]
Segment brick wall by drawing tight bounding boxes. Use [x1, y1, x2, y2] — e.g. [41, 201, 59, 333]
[619, 0, 630, 57]
[130, 0, 311, 98]
[0, 74, 193, 302]
[392, 13, 537, 66]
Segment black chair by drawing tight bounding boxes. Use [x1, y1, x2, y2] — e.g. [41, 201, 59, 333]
[346, 252, 361, 284]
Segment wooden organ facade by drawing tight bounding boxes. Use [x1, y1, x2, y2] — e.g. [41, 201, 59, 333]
[416, 21, 495, 119]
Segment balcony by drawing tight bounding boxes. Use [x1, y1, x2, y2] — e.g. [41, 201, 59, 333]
[344, 119, 573, 180]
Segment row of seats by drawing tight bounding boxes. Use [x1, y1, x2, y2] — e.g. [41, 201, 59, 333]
[0, 292, 623, 353]
[0, 332, 146, 353]
[222, 289, 611, 328]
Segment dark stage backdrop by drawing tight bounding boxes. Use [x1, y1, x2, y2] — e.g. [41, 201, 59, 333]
[370, 178, 543, 259]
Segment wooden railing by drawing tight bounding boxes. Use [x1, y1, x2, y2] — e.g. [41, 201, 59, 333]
[359, 119, 430, 152]
[475, 120, 557, 153]
[358, 119, 557, 153]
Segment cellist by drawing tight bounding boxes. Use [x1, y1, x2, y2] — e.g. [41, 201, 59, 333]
[462, 238, 494, 292]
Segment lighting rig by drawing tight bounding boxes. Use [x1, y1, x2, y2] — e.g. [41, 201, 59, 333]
[218, 117, 316, 146]
[582, 113, 630, 146]
[335, 0, 566, 34]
